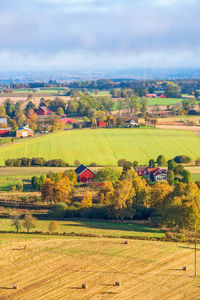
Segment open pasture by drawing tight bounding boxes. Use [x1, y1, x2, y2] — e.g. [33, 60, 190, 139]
[0, 128, 199, 166]
[0, 219, 165, 238]
[0, 234, 200, 299]
[148, 97, 185, 106]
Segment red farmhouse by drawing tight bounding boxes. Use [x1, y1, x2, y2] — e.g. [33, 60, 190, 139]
[75, 164, 95, 183]
[37, 106, 52, 116]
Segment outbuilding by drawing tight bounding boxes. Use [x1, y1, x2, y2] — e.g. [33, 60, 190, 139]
[16, 125, 34, 138]
[75, 164, 95, 183]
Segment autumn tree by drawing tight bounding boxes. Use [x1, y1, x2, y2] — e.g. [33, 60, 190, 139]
[41, 178, 54, 204]
[149, 181, 172, 209]
[81, 190, 93, 208]
[23, 212, 36, 233]
[156, 182, 200, 230]
[52, 176, 72, 204]
[98, 181, 114, 206]
[111, 179, 135, 220]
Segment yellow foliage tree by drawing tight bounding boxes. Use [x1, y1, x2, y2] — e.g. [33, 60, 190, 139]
[150, 181, 172, 209]
[112, 179, 136, 220]
[81, 190, 93, 208]
[98, 180, 114, 206]
[52, 176, 72, 204]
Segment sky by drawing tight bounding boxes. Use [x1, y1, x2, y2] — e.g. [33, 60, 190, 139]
[0, 0, 200, 72]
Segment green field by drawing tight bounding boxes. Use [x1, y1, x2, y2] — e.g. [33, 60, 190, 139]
[11, 88, 66, 94]
[0, 219, 165, 238]
[0, 128, 199, 166]
[148, 97, 184, 106]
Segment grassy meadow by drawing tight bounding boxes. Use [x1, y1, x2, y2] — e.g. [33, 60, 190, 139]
[0, 233, 200, 299]
[0, 128, 199, 166]
[148, 97, 184, 106]
[0, 219, 165, 238]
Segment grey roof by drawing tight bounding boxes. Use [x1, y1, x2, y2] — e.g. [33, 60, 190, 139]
[75, 164, 95, 175]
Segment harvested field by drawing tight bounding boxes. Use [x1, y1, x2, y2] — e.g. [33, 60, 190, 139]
[0, 234, 200, 299]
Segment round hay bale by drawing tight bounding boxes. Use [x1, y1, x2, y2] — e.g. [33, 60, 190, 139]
[124, 240, 128, 244]
[82, 283, 87, 289]
[13, 284, 18, 289]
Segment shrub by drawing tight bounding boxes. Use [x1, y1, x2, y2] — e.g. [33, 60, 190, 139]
[117, 159, 126, 167]
[74, 160, 80, 167]
[48, 221, 59, 233]
[31, 157, 46, 166]
[49, 203, 68, 220]
[174, 155, 191, 164]
[45, 159, 68, 167]
[10, 185, 17, 191]
[90, 162, 97, 167]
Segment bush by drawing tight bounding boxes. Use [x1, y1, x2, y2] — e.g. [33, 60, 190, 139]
[10, 185, 17, 191]
[31, 157, 46, 166]
[90, 162, 97, 167]
[49, 203, 68, 219]
[117, 159, 127, 167]
[174, 155, 191, 164]
[45, 159, 68, 167]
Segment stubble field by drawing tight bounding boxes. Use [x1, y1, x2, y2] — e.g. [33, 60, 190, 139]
[0, 234, 200, 300]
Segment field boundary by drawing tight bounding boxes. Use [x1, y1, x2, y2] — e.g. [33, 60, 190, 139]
[0, 230, 195, 244]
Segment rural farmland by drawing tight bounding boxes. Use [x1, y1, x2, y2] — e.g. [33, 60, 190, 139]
[0, 234, 200, 299]
[0, 128, 200, 166]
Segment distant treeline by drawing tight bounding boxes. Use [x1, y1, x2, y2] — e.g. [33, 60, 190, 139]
[5, 157, 68, 167]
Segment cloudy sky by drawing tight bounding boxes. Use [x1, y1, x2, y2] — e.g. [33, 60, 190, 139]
[0, 0, 199, 71]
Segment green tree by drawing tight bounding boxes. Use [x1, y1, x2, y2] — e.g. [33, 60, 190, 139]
[165, 82, 181, 98]
[156, 155, 167, 166]
[148, 159, 155, 168]
[167, 159, 177, 170]
[94, 167, 121, 184]
[167, 170, 175, 185]
[57, 107, 64, 116]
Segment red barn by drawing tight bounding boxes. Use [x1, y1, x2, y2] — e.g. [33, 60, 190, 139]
[75, 164, 95, 183]
[135, 166, 148, 176]
[0, 128, 10, 137]
[98, 121, 106, 128]
[37, 106, 52, 116]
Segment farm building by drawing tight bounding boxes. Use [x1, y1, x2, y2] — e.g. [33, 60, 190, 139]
[37, 106, 52, 116]
[135, 166, 148, 176]
[0, 128, 10, 137]
[16, 125, 34, 138]
[147, 168, 168, 182]
[61, 116, 77, 124]
[0, 118, 8, 126]
[75, 164, 95, 183]
[98, 121, 106, 128]
[125, 119, 139, 128]
[135, 166, 168, 182]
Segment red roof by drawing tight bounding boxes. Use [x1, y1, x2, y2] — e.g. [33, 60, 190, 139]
[61, 117, 77, 124]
